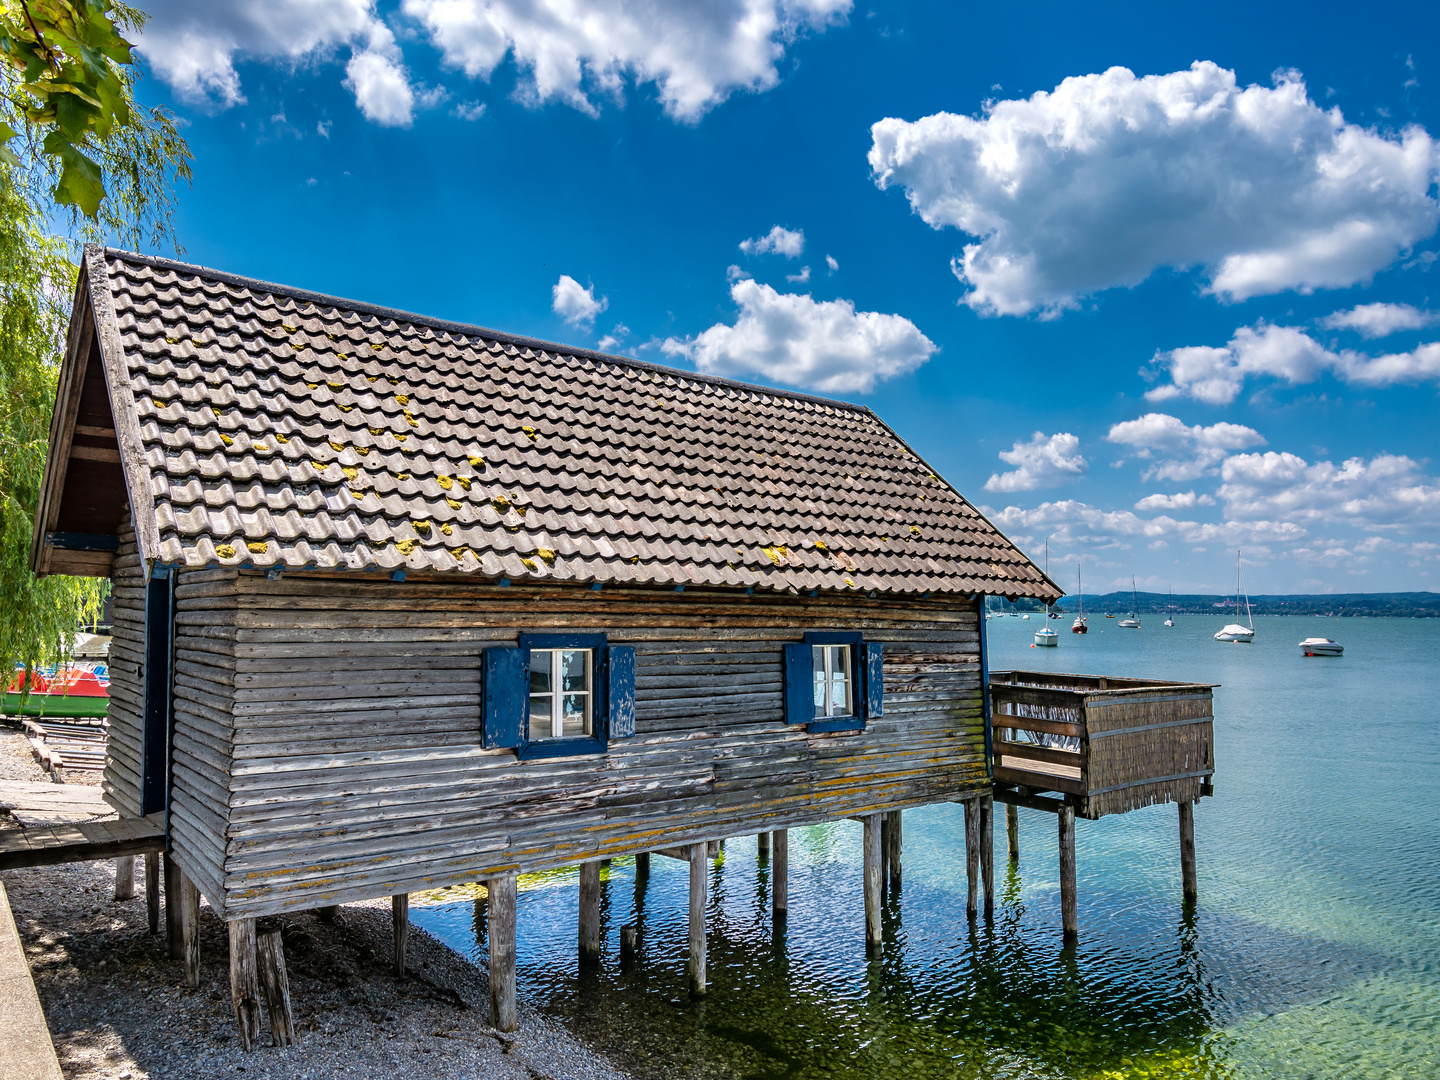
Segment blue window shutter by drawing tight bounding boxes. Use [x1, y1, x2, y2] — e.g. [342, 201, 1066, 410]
[482, 645, 524, 749]
[783, 643, 813, 725]
[865, 642, 884, 718]
[608, 645, 636, 738]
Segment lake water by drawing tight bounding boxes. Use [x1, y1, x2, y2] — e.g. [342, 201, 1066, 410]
[412, 614, 1440, 1079]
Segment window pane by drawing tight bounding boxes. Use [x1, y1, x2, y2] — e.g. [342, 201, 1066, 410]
[560, 650, 588, 693]
[529, 650, 552, 694]
[528, 694, 552, 741]
[812, 645, 826, 716]
[561, 693, 589, 737]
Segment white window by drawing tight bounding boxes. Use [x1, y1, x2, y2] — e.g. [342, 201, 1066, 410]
[529, 648, 593, 741]
[812, 644, 853, 718]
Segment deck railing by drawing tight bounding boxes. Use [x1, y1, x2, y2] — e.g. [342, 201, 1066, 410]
[988, 671, 1216, 819]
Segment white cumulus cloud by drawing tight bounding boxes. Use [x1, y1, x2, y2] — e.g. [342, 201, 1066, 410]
[1135, 491, 1216, 511]
[1320, 302, 1437, 338]
[551, 275, 609, 327]
[1219, 451, 1440, 528]
[134, 1, 415, 121]
[403, 0, 851, 122]
[1106, 413, 1265, 482]
[740, 225, 806, 258]
[660, 279, 936, 394]
[985, 432, 1087, 492]
[868, 62, 1440, 316]
[1147, 321, 1440, 403]
[985, 499, 1306, 553]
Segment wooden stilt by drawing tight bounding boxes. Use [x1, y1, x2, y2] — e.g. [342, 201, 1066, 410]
[579, 860, 601, 964]
[1179, 800, 1197, 901]
[758, 831, 771, 858]
[863, 814, 882, 952]
[164, 853, 182, 960]
[1059, 803, 1077, 938]
[619, 924, 637, 959]
[964, 799, 980, 918]
[980, 795, 995, 916]
[688, 841, 707, 996]
[180, 871, 201, 989]
[879, 814, 891, 885]
[256, 928, 294, 1047]
[228, 919, 262, 1052]
[1006, 802, 1020, 861]
[635, 851, 650, 880]
[887, 810, 902, 889]
[392, 894, 409, 976]
[144, 852, 160, 935]
[773, 829, 788, 916]
[114, 855, 135, 901]
[488, 872, 517, 1032]
[316, 905, 339, 922]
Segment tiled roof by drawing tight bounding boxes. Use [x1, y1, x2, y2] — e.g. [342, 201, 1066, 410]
[92, 247, 1058, 599]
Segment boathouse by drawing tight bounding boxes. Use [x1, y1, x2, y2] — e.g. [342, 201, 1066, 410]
[30, 247, 1062, 1044]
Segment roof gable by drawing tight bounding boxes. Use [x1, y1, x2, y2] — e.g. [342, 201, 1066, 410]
[33, 247, 1058, 601]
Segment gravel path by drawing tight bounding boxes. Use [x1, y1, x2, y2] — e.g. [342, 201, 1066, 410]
[0, 726, 637, 1080]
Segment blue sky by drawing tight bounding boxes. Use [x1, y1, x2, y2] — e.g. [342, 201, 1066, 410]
[122, 0, 1440, 594]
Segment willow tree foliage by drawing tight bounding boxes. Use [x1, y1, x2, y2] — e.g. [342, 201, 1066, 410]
[0, 0, 191, 677]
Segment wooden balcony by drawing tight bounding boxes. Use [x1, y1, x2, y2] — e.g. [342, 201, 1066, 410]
[989, 671, 1216, 820]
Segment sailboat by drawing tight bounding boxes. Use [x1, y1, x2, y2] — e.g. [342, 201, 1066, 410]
[1215, 551, 1255, 642]
[1164, 587, 1175, 627]
[1119, 577, 1141, 628]
[1071, 568, 1088, 633]
[1034, 538, 1059, 646]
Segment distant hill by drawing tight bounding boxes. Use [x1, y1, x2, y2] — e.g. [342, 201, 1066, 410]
[989, 591, 1440, 618]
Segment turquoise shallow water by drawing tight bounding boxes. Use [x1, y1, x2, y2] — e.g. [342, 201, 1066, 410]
[413, 615, 1440, 1079]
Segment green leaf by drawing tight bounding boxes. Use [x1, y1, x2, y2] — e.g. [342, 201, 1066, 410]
[49, 141, 106, 217]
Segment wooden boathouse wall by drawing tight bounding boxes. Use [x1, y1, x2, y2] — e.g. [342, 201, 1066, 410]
[143, 570, 987, 920]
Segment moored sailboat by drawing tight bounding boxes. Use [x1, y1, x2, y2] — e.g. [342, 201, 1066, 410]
[1119, 577, 1141, 628]
[1072, 567, 1088, 633]
[1215, 550, 1255, 643]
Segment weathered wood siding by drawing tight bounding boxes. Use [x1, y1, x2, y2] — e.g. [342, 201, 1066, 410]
[208, 574, 985, 919]
[169, 569, 238, 902]
[101, 514, 144, 816]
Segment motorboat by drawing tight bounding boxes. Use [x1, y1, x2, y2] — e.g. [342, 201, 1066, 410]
[1034, 626, 1059, 646]
[1119, 577, 1141, 628]
[1299, 637, 1343, 656]
[1215, 550, 1256, 643]
[1021, 614, 1030, 620]
[1072, 567, 1088, 633]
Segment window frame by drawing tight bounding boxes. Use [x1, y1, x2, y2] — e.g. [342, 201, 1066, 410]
[517, 632, 609, 759]
[803, 631, 866, 733]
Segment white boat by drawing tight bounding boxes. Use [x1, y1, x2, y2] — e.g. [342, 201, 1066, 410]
[1164, 586, 1175, 627]
[1215, 551, 1255, 643]
[1299, 637, 1343, 656]
[1034, 626, 1059, 646]
[1021, 614, 1030, 620]
[1118, 576, 1141, 628]
[1072, 567, 1088, 634]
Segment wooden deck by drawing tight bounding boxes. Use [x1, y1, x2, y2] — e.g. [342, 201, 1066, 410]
[0, 781, 161, 870]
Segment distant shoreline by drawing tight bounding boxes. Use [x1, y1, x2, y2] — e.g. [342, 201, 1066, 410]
[991, 591, 1440, 619]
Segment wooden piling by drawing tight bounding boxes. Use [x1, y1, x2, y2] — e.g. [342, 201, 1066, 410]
[773, 829, 788, 915]
[579, 860, 601, 964]
[980, 795, 995, 916]
[1006, 802, 1020, 861]
[488, 872, 517, 1033]
[879, 814, 891, 885]
[114, 855, 135, 901]
[620, 923, 637, 958]
[635, 851, 650, 880]
[1179, 800, 1197, 901]
[180, 871, 200, 989]
[144, 852, 160, 935]
[964, 798, 980, 918]
[164, 853, 182, 960]
[886, 810, 902, 889]
[392, 894, 409, 976]
[316, 905, 339, 922]
[228, 919, 262, 1052]
[863, 814, 882, 952]
[758, 831, 771, 858]
[688, 841, 707, 996]
[1059, 804, 1077, 938]
[256, 928, 294, 1047]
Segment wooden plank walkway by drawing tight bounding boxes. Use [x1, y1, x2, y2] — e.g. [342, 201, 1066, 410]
[0, 881, 64, 1079]
[0, 780, 114, 828]
[0, 781, 161, 871]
